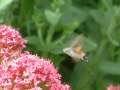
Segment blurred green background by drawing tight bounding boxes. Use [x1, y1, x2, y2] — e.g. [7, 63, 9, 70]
[0, 0, 120, 90]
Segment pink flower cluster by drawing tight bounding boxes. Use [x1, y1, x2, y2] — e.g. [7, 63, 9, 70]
[0, 25, 71, 90]
[107, 85, 120, 90]
[0, 25, 26, 64]
[0, 54, 70, 90]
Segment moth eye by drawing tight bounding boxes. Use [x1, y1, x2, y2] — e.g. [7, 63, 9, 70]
[83, 55, 87, 59]
[82, 55, 88, 62]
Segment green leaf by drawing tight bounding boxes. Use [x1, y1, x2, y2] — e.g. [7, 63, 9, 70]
[89, 9, 104, 25]
[27, 36, 56, 54]
[26, 36, 43, 51]
[100, 0, 113, 10]
[100, 62, 120, 75]
[90, 7, 120, 46]
[0, 0, 13, 11]
[60, 5, 87, 26]
[44, 9, 61, 26]
[83, 36, 97, 52]
[18, 0, 35, 26]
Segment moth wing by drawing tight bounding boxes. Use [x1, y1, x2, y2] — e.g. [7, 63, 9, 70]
[63, 48, 75, 57]
[71, 35, 84, 48]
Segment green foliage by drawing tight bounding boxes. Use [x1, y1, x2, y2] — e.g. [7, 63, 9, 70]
[1, 0, 120, 90]
[0, 0, 13, 11]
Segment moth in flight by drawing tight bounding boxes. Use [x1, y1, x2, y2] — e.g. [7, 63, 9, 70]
[63, 35, 88, 62]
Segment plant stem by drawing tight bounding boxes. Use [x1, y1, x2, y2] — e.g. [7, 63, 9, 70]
[37, 28, 44, 46]
[46, 26, 55, 44]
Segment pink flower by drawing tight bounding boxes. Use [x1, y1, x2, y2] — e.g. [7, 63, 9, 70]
[0, 25, 26, 64]
[0, 53, 71, 90]
[0, 25, 71, 89]
[107, 85, 120, 90]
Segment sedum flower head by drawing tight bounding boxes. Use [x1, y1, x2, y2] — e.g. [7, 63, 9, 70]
[0, 25, 26, 64]
[0, 53, 71, 90]
[0, 25, 71, 90]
